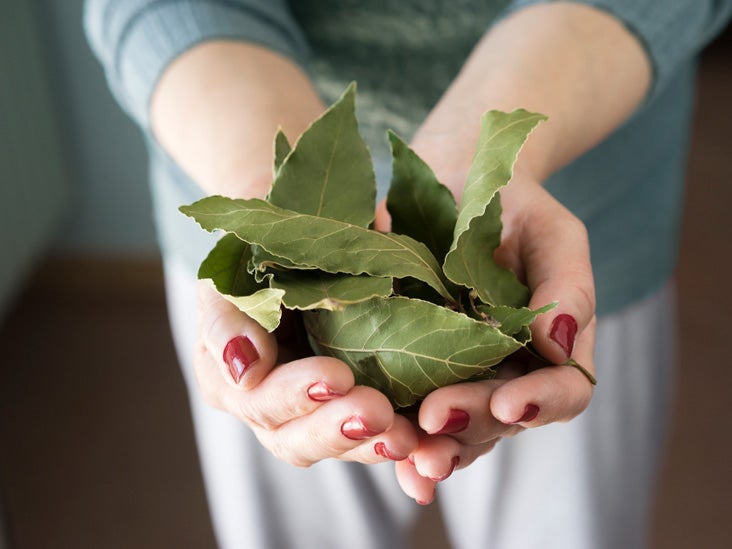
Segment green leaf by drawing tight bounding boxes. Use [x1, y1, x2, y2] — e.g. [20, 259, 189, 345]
[221, 289, 286, 333]
[386, 131, 458, 263]
[198, 234, 284, 331]
[443, 109, 546, 307]
[249, 245, 298, 276]
[455, 192, 531, 307]
[479, 302, 557, 336]
[273, 128, 291, 175]
[271, 270, 393, 311]
[267, 83, 376, 227]
[180, 196, 457, 303]
[304, 297, 525, 408]
[198, 233, 255, 295]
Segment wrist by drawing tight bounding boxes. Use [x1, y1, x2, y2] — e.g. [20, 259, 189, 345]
[409, 130, 475, 204]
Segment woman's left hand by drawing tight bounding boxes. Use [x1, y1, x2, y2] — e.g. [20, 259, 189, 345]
[379, 171, 597, 505]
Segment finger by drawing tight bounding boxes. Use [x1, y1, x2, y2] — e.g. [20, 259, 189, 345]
[410, 434, 500, 482]
[196, 282, 356, 430]
[192, 344, 347, 427]
[374, 199, 391, 232]
[340, 414, 419, 464]
[490, 316, 597, 426]
[257, 385, 396, 467]
[197, 280, 277, 390]
[418, 379, 524, 445]
[395, 459, 437, 505]
[499, 183, 596, 365]
[521, 200, 596, 365]
[232, 356, 356, 429]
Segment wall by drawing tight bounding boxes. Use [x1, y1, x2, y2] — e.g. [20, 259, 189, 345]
[38, 0, 159, 255]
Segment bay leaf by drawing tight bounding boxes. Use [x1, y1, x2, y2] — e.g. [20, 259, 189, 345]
[304, 296, 525, 408]
[221, 288, 286, 333]
[267, 83, 376, 227]
[249, 245, 298, 277]
[180, 196, 457, 303]
[386, 131, 458, 263]
[454, 193, 530, 307]
[443, 109, 546, 307]
[198, 233, 284, 331]
[273, 128, 291, 175]
[479, 302, 557, 336]
[271, 270, 393, 311]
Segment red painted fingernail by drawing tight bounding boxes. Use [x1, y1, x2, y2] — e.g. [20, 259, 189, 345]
[341, 415, 380, 440]
[416, 489, 436, 506]
[435, 409, 470, 435]
[223, 335, 260, 383]
[550, 314, 578, 359]
[512, 404, 540, 424]
[374, 442, 405, 461]
[307, 381, 343, 402]
[430, 456, 461, 482]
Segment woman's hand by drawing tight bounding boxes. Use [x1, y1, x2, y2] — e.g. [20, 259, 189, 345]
[151, 41, 421, 469]
[385, 0, 650, 502]
[194, 281, 420, 467]
[391, 171, 597, 505]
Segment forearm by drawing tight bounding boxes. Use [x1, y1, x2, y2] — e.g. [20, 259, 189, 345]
[150, 41, 325, 198]
[413, 2, 651, 196]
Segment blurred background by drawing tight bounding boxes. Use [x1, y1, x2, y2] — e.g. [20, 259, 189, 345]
[0, 1, 730, 548]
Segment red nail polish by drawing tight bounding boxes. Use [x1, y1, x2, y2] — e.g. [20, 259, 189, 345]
[429, 456, 461, 482]
[341, 415, 380, 440]
[512, 404, 540, 424]
[550, 314, 578, 358]
[223, 335, 260, 383]
[416, 489, 436, 506]
[374, 442, 404, 461]
[435, 409, 470, 435]
[307, 381, 343, 402]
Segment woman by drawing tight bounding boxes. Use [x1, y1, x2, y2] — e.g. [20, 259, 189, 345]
[85, 1, 730, 547]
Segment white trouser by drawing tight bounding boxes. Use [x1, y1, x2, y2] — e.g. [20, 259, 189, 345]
[164, 258, 676, 549]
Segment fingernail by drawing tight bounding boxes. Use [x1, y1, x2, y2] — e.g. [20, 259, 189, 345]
[223, 335, 260, 383]
[416, 489, 436, 506]
[341, 415, 380, 440]
[429, 456, 460, 482]
[307, 381, 343, 402]
[435, 409, 470, 435]
[374, 442, 405, 461]
[512, 404, 540, 424]
[550, 314, 578, 359]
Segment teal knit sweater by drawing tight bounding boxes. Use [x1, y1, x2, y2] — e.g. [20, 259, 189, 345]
[84, 0, 731, 315]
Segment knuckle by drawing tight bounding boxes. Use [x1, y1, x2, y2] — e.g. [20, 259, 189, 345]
[267, 437, 314, 468]
[238, 400, 275, 431]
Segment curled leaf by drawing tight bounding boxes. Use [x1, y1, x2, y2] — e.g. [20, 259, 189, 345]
[198, 234, 284, 331]
[443, 109, 546, 307]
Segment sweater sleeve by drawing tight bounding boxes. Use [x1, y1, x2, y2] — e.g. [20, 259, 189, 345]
[83, 0, 310, 129]
[501, 0, 732, 99]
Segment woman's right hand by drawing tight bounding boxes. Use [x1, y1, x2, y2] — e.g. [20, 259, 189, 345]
[194, 281, 419, 467]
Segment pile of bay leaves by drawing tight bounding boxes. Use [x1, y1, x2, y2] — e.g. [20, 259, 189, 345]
[180, 84, 553, 408]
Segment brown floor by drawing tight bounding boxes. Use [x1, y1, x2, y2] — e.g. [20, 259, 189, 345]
[1, 38, 731, 549]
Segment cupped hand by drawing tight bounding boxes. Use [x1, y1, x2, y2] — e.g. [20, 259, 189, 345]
[388, 172, 597, 504]
[194, 281, 419, 467]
